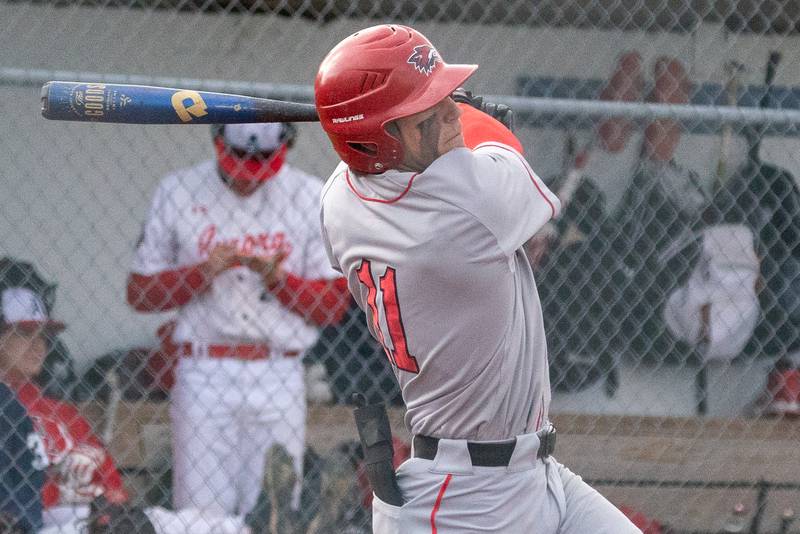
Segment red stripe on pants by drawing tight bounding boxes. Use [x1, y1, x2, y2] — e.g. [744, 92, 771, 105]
[430, 473, 453, 534]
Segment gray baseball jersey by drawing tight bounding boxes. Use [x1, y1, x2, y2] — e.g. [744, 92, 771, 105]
[320, 142, 561, 440]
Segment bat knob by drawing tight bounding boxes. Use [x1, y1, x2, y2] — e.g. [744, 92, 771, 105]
[351, 393, 368, 407]
[40, 82, 51, 116]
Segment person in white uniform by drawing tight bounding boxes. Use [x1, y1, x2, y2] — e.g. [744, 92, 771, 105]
[315, 25, 642, 533]
[127, 122, 349, 516]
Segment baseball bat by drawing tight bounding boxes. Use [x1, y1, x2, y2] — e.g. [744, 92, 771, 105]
[747, 51, 782, 163]
[714, 60, 744, 190]
[41, 81, 319, 124]
[101, 368, 121, 446]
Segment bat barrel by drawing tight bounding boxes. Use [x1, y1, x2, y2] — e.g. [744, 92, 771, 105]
[40, 81, 319, 124]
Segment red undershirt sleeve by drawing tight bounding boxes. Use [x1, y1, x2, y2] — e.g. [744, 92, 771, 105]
[270, 274, 350, 327]
[458, 103, 525, 154]
[126, 265, 211, 312]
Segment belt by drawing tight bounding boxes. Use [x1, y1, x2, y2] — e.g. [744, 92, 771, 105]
[412, 424, 556, 467]
[175, 343, 300, 361]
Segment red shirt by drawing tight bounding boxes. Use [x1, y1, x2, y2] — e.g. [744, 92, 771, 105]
[14, 382, 128, 507]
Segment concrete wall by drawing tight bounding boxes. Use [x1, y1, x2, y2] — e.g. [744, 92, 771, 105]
[1, 4, 799, 415]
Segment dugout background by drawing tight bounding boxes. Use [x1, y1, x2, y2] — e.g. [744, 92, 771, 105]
[2, 2, 800, 415]
[2, 1, 800, 532]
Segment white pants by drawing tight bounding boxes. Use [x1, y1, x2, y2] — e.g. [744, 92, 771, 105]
[170, 355, 306, 516]
[145, 506, 247, 534]
[41, 504, 90, 531]
[373, 432, 641, 534]
[39, 505, 248, 534]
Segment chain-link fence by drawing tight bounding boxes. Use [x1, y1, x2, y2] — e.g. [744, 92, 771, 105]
[1, 1, 800, 533]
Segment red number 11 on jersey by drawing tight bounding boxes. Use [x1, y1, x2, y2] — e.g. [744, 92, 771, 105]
[357, 259, 420, 374]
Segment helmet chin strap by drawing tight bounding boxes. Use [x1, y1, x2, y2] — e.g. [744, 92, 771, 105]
[213, 137, 288, 184]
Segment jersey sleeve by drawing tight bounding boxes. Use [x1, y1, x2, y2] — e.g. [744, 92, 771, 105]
[303, 201, 343, 280]
[467, 144, 561, 257]
[319, 181, 343, 274]
[131, 176, 178, 275]
[321, 223, 342, 274]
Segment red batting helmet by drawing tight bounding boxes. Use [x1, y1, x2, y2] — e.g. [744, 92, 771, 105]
[314, 25, 478, 174]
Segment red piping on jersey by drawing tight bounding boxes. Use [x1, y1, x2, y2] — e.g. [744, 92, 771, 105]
[475, 142, 558, 219]
[345, 169, 418, 204]
[430, 473, 453, 534]
[269, 274, 350, 327]
[127, 265, 210, 312]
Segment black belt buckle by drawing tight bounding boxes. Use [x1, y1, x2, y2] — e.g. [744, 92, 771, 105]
[538, 423, 556, 459]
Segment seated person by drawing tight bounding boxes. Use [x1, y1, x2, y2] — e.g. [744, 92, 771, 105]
[0, 258, 128, 529]
[1, 257, 354, 534]
[533, 53, 706, 381]
[1, 382, 45, 534]
[713, 161, 800, 357]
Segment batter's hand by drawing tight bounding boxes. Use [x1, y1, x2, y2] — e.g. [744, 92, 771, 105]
[202, 243, 240, 279]
[452, 88, 515, 131]
[238, 251, 287, 288]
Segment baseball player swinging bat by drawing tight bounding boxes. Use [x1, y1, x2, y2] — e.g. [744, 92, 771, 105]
[40, 81, 319, 124]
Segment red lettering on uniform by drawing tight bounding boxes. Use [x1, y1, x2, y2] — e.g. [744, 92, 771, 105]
[196, 225, 291, 258]
[272, 232, 285, 253]
[357, 260, 390, 362]
[197, 224, 217, 256]
[357, 260, 419, 374]
[379, 267, 419, 373]
[242, 234, 257, 255]
[257, 233, 271, 251]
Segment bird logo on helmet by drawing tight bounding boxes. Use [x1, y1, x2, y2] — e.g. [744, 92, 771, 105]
[407, 45, 439, 76]
[314, 25, 478, 174]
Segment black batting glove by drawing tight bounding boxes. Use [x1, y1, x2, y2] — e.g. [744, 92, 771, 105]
[451, 87, 483, 109]
[451, 88, 515, 131]
[481, 101, 514, 132]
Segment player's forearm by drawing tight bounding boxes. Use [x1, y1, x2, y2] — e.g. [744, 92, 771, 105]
[269, 274, 350, 326]
[126, 265, 210, 312]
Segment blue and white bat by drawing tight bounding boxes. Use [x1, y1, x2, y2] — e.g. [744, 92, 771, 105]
[41, 81, 319, 124]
